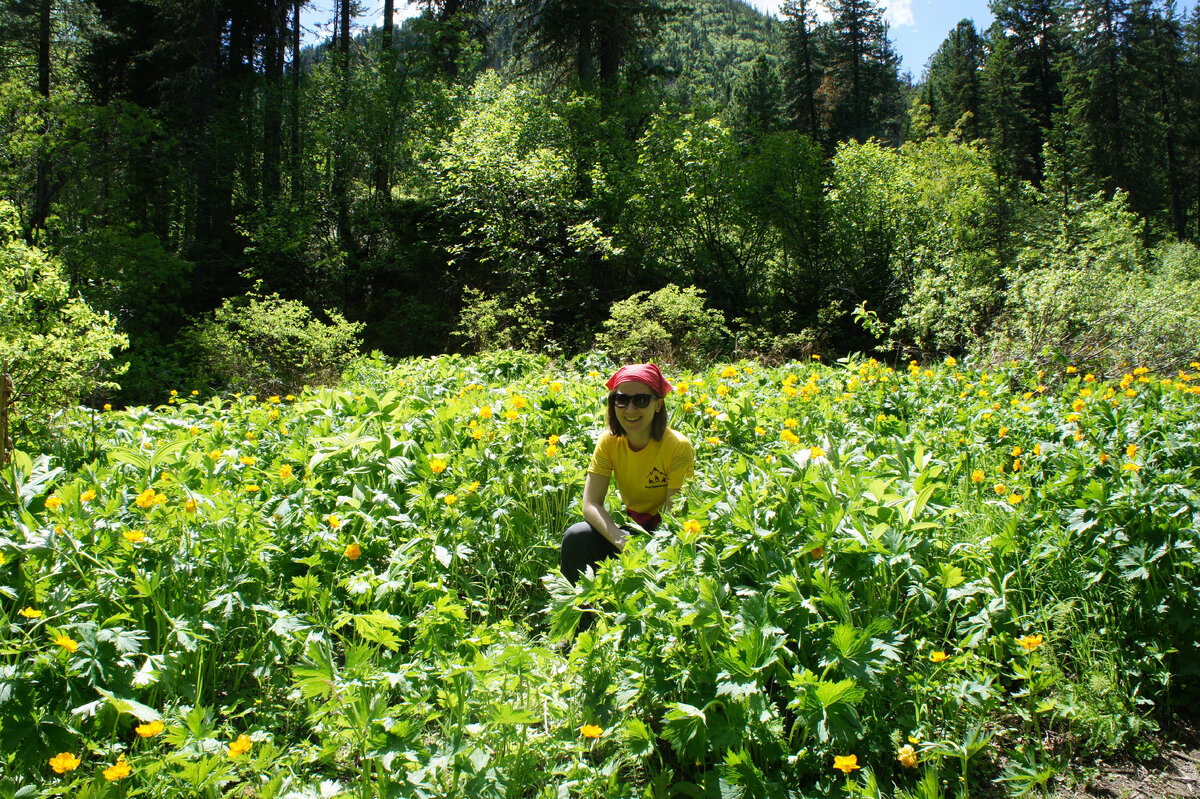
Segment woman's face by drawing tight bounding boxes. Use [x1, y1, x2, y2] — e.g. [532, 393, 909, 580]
[612, 380, 663, 436]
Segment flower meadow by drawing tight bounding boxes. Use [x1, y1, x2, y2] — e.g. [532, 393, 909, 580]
[2, 351, 1200, 798]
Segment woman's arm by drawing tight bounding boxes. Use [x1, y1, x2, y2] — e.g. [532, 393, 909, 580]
[661, 487, 681, 516]
[581, 472, 627, 551]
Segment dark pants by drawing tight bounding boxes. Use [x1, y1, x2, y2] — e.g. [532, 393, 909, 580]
[559, 521, 622, 586]
[559, 521, 626, 635]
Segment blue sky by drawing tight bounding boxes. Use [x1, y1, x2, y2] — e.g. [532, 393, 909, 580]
[309, 0, 1200, 80]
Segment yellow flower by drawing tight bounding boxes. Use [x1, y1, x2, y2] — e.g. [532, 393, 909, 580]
[754, 426, 766, 435]
[20, 607, 43, 618]
[1033, 444, 1042, 456]
[998, 426, 1008, 438]
[189, 426, 201, 436]
[49, 752, 81, 774]
[706, 437, 721, 445]
[677, 382, 690, 394]
[208, 448, 223, 460]
[1010, 446, 1022, 458]
[135, 488, 166, 509]
[510, 395, 528, 410]
[123, 529, 146, 543]
[504, 409, 519, 421]
[945, 356, 957, 367]
[548, 435, 560, 445]
[833, 754, 860, 774]
[683, 519, 701, 535]
[103, 403, 112, 411]
[244, 485, 260, 493]
[549, 381, 563, 394]
[1012, 459, 1022, 472]
[54, 634, 79, 653]
[971, 469, 984, 483]
[721, 366, 738, 378]
[444, 494, 458, 506]
[812, 354, 821, 361]
[716, 384, 730, 396]
[994, 483, 1008, 496]
[239, 456, 257, 466]
[471, 429, 483, 440]
[228, 733, 252, 757]
[268, 408, 279, 420]
[466, 481, 480, 493]
[1122, 462, 1141, 472]
[929, 651, 948, 663]
[45, 495, 63, 511]
[783, 417, 798, 428]
[1126, 444, 1138, 459]
[478, 406, 493, 419]
[1008, 493, 1024, 505]
[279, 465, 293, 480]
[430, 458, 447, 474]
[897, 744, 918, 769]
[1085, 373, 1096, 382]
[328, 514, 342, 529]
[1066, 366, 1077, 374]
[170, 389, 178, 397]
[344, 542, 362, 560]
[81, 489, 96, 503]
[581, 724, 603, 739]
[1017, 633, 1044, 652]
[185, 498, 198, 514]
[136, 719, 165, 737]
[192, 389, 200, 396]
[684, 401, 695, 412]
[268, 395, 281, 404]
[809, 446, 825, 459]
[545, 445, 558, 457]
[781, 429, 800, 444]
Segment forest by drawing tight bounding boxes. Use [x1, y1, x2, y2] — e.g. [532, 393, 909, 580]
[0, 0, 1198, 421]
[3, 0, 1200, 419]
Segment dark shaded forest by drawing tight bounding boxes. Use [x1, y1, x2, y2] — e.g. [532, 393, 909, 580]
[2, 0, 1200, 408]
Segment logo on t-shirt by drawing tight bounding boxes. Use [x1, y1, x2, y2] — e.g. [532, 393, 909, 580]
[645, 467, 667, 488]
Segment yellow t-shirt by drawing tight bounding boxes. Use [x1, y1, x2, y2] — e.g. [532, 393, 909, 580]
[587, 428, 695, 515]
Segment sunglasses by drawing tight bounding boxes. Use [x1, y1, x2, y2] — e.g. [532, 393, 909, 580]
[611, 392, 658, 409]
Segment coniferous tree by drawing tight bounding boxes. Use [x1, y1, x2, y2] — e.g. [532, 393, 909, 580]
[926, 19, 985, 140]
[822, 0, 902, 143]
[730, 53, 783, 144]
[513, 0, 673, 88]
[987, 0, 1066, 185]
[780, 0, 823, 141]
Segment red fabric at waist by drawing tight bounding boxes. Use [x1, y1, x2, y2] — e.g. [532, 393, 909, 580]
[627, 508, 662, 531]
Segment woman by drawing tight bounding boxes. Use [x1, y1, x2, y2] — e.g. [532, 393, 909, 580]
[559, 363, 695, 600]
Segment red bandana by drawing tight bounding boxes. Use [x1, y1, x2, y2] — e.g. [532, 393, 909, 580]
[605, 363, 673, 396]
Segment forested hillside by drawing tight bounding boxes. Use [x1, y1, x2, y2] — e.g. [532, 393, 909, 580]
[1, 0, 1199, 418]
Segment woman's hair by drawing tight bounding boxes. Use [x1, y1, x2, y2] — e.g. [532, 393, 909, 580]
[606, 392, 668, 441]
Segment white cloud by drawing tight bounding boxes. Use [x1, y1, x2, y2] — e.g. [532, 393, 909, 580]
[881, 0, 916, 27]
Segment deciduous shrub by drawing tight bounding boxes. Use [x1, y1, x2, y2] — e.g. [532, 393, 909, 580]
[600, 284, 728, 367]
[185, 291, 362, 395]
[0, 202, 127, 428]
[454, 287, 551, 354]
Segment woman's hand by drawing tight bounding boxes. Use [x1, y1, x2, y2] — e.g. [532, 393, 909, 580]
[581, 472, 625, 550]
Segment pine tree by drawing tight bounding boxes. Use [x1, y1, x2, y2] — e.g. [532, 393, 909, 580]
[926, 19, 985, 140]
[823, 0, 902, 143]
[780, 0, 823, 141]
[986, 0, 1066, 185]
[731, 53, 784, 144]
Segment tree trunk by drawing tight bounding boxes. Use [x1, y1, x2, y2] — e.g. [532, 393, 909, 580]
[30, 0, 52, 238]
[264, 0, 284, 207]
